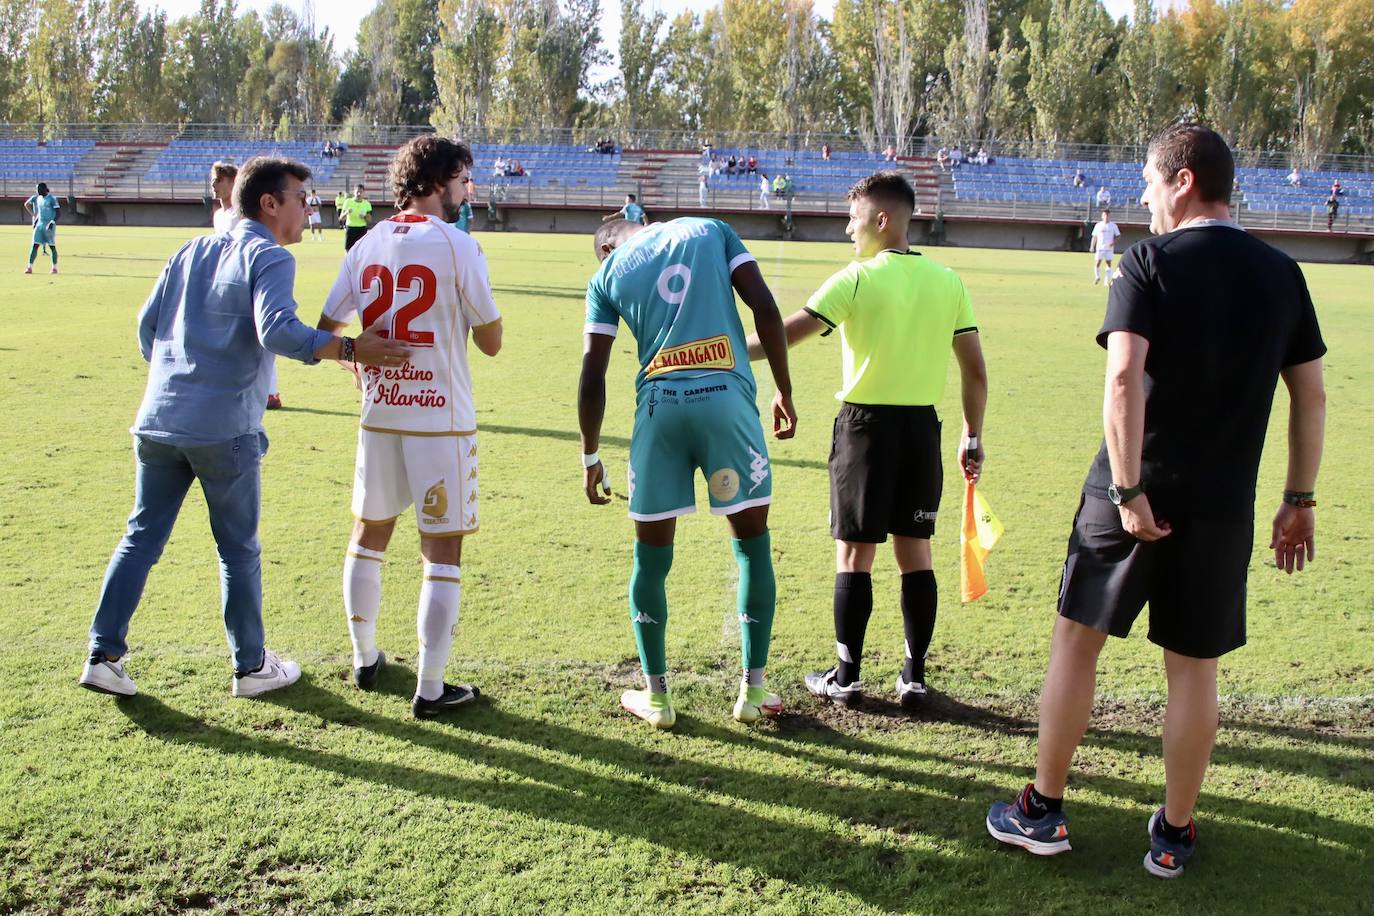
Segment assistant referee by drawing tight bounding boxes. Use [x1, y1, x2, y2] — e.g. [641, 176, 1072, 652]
[746, 171, 988, 708]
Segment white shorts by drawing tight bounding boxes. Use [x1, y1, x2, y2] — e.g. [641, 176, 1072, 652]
[308, 213, 322, 225]
[352, 429, 479, 537]
[1094, 250, 1115, 261]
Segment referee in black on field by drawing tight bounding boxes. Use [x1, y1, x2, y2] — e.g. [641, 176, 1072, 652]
[747, 171, 989, 708]
[986, 123, 1327, 878]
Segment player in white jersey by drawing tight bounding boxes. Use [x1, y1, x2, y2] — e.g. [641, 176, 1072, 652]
[210, 161, 242, 234]
[1090, 209, 1121, 286]
[318, 135, 503, 718]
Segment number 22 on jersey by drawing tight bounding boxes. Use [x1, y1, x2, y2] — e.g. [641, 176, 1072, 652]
[360, 264, 437, 347]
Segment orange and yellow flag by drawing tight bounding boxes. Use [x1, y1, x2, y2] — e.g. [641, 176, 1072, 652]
[960, 480, 1004, 602]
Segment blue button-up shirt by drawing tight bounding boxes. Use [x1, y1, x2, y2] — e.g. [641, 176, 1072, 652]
[133, 219, 336, 446]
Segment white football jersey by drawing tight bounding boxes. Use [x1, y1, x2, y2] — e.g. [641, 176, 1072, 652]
[213, 206, 242, 234]
[1092, 220, 1121, 253]
[323, 213, 502, 435]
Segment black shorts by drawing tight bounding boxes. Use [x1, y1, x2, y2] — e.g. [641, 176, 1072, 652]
[829, 403, 942, 542]
[1057, 493, 1253, 658]
[344, 226, 369, 251]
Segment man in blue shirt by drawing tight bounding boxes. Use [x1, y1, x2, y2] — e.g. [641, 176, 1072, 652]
[602, 193, 647, 225]
[23, 182, 59, 274]
[578, 216, 797, 729]
[79, 157, 409, 700]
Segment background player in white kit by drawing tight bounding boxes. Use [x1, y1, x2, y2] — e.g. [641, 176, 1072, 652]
[318, 136, 503, 718]
[1090, 209, 1121, 286]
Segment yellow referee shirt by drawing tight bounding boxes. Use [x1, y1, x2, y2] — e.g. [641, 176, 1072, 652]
[804, 249, 977, 405]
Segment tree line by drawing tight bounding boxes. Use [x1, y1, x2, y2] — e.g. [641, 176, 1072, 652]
[4, 0, 1372, 163]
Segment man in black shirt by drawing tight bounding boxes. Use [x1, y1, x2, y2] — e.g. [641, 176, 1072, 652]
[986, 123, 1327, 878]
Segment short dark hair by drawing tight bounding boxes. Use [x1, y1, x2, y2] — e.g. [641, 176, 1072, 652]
[390, 136, 474, 209]
[626, 193, 636, 202]
[233, 156, 312, 220]
[594, 219, 633, 259]
[36, 182, 48, 195]
[846, 171, 916, 215]
[1147, 122, 1234, 204]
[210, 160, 238, 184]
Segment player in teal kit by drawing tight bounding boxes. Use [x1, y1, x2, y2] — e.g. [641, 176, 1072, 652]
[602, 193, 647, 225]
[23, 182, 60, 274]
[578, 217, 797, 728]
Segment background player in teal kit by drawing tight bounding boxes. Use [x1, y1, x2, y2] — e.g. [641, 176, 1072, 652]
[578, 216, 797, 729]
[23, 182, 60, 274]
[601, 193, 646, 225]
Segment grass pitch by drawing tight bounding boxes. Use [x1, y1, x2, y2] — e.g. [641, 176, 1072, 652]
[1, 225, 1370, 914]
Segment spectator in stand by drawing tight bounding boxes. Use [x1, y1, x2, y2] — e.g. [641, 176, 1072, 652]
[746, 156, 758, 175]
[726, 155, 737, 176]
[320, 140, 331, 158]
[937, 146, 950, 171]
[1330, 179, 1343, 197]
[782, 174, 796, 201]
[1232, 176, 1241, 196]
[509, 160, 526, 177]
[974, 147, 989, 166]
[492, 156, 507, 178]
[1096, 186, 1112, 208]
[1287, 166, 1302, 187]
[1326, 192, 1340, 231]
[710, 155, 722, 176]
[759, 172, 771, 209]
[1072, 168, 1086, 188]
[701, 142, 713, 163]
[699, 172, 710, 207]
[950, 145, 964, 168]
[772, 173, 786, 198]
[883, 143, 898, 162]
[822, 143, 832, 161]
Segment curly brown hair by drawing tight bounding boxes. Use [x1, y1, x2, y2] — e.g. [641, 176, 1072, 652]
[389, 136, 474, 209]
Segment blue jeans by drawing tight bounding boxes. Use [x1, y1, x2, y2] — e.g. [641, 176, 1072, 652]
[89, 433, 269, 673]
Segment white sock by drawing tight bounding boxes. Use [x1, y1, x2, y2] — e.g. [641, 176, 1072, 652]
[417, 562, 461, 701]
[344, 545, 384, 667]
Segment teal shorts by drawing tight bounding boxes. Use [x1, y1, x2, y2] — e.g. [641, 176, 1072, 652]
[32, 222, 55, 246]
[628, 373, 772, 521]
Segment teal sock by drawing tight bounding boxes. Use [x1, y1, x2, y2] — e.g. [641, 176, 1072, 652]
[629, 541, 673, 686]
[733, 530, 776, 671]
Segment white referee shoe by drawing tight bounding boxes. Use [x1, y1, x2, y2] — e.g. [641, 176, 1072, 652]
[79, 653, 137, 697]
[231, 648, 301, 698]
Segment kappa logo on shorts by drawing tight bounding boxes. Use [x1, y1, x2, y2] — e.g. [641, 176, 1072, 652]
[747, 447, 769, 494]
[422, 481, 448, 520]
[913, 509, 938, 523]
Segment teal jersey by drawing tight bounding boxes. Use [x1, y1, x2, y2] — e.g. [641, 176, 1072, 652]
[586, 217, 757, 396]
[27, 193, 59, 225]
[453, 200, 472, 232]
[620, 202, 647, 224]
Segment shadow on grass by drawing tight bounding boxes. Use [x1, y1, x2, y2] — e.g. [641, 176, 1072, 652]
[492, 284, 586, 301]
[483, 423, 829, 472]
[116, 676, 1371, 911]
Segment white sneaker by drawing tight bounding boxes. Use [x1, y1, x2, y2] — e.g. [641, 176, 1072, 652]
[231, 648, 301, 698]
[79, 653, 137, 696]
[896, 672, 929, 709]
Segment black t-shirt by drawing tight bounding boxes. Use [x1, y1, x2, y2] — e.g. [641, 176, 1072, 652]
[1084, 224, 1326, 518]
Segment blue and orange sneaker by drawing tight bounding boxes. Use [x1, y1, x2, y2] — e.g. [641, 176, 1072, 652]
[1144, 807, 1197, 878]
[986, 785, 1071, 855]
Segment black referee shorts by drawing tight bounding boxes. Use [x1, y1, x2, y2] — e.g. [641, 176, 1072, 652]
[829, 403, 942, 543]
[1057, 493, 1253, 659]
[344, 225, 369, 251]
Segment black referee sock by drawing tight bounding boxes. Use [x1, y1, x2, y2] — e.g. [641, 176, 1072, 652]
[900, 570, 937, 683]
[833, 572, 872, 685]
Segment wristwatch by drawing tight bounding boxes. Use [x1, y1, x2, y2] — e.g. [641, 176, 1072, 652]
[1107, 483, 1143, 506]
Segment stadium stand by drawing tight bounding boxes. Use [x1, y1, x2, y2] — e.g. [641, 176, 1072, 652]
[0, 138, 96, 183]
[144, 139, 343, 184]
[952, 157, 1144, 207]
[1236, 166, 1373, 216]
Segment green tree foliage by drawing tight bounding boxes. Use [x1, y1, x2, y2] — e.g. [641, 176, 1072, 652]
[1023, 0, 1118, 145]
